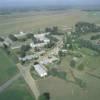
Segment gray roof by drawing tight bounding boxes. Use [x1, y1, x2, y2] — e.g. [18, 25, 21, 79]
[34, 64, 47, 77]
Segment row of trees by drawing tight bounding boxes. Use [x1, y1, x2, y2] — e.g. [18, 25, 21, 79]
[75, 22, 100, 35]
[45, 26, 62, 35]
[8, 33, 34, 42]
[91, 34, 100, 40]
[78, 39, 100, 53]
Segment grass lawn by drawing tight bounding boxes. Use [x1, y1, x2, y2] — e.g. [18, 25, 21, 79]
[0, 78, 35, 100]
[0, 49, 18, 85]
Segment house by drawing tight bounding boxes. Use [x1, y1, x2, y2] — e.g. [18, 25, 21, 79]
[3, 37, 13, 47]
[14, 31, 27, 38]
[19, 55, 38, 62]
[34, 63, 48, 77]
[34, 32, 50, 40]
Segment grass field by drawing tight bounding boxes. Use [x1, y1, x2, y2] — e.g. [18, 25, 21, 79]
[0, 10, 90, 36]
[0, 49, 18, 85]
[0, 78, 35, 100]
[37, 50, 100, 100]
[0, 10, 100, 36]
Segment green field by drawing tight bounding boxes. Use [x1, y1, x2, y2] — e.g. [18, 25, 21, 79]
[37, 49, 100, 100]
[0, 78, 35, 100]
[0, 49, 17, 85]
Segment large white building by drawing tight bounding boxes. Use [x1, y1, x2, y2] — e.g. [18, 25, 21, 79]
[34, 64, 48, 77]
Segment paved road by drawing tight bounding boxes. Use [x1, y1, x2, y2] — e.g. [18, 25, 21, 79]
[17, 63, 40, 100]
[0, 73, 21, 93]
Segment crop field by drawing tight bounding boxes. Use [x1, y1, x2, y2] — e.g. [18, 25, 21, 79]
[0, 9, 94, 36]
[0, 78, 35, 100]
[0, 49, 17, 85]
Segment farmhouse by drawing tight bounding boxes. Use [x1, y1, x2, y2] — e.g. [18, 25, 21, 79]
[34, 63, 48, 77]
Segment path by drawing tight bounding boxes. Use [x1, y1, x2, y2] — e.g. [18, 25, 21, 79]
[0, 73, 21, 93]
[17, 63, 40, 100]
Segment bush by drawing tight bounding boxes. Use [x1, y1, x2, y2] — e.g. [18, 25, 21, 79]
[38, 93, 50, 100]
[70, 60, 76, 68]
[77, 63, 85, 71]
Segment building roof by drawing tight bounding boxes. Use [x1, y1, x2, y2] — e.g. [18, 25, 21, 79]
[34, 64, 47, 77]
[19, 55, 37, 61]
[14, 31, 27, 38]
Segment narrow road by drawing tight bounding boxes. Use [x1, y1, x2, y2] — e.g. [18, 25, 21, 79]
[0, 73, 21, 93]
[17, 63, 40, 100]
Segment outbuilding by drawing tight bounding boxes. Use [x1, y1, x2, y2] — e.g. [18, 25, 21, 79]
[34, 63, 48, 77]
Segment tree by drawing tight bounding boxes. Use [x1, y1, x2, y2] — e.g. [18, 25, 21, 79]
[52, 26, 58, 33]
[21, 45, 31, 52]
[45, 40, 55, 48]
[77, 63, 85, 71]
[70, 60, 76, 68]
[0, 37, 4, 42]
[38, 93, 50, 100]
[20, 51, 26, 58]
[75, 22, 99, 35]
[8, 34, 17, 41]
[45, 27, 52, 32]
[26, 33, 34, 39]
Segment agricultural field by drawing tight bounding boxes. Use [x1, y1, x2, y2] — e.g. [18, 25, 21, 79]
[0, 48, 18, 85]
[0, 78, 35, 100]
[0, 9, 95, 36]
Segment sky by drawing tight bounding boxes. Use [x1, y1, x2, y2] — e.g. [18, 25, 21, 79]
[0, 0, 100, 8]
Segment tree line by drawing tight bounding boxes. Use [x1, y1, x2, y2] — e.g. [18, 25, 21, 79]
[75, 22, 100, 35]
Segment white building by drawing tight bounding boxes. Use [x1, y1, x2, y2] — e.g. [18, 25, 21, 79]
[30, 32, 50, 48]
[40, 56, 59, 65]
[3, 37, 13, 47]
[34, 64, 48, 77]
[34, 32, 50, 40]
[14, 31, 27, 38]
[19, 55, 38, 62]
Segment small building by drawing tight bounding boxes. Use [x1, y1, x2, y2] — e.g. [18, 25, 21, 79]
[34, 63, 48, 77]
[11, 45, 21, 50]
[61, 49, 68, 53]
[19, 55, 38, 62]
[30, 42, 48, 48]
[3, 37, 13, 47]
[14, 31, 27, 38]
